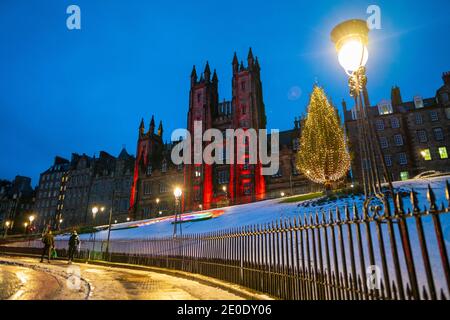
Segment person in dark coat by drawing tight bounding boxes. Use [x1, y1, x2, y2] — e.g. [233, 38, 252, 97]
[40, 230, 55, 263]
[68, 230, 80, 263]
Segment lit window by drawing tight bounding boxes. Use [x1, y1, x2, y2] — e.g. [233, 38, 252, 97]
[414, 96, 424, 109]
[399, 153, 408, 165]
[379, 137, 389, 149]
[430, 111, 439, 122]
[394, 134, 404, 146]
[400, 171, 409, 181]
[439, 147, 448, 159]
[391, 117, 400, 129]
[421, 149, 432, 161]
[377, 100, 393, 115]
[433, 128, 444, 141]
[375, 119, 384, 131]
[417, 130, 427, 143]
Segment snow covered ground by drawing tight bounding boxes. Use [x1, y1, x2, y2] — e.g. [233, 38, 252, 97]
[65, 175, 449, 243]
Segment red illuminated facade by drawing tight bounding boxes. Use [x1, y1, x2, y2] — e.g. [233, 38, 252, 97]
[184, 49, 267, 211]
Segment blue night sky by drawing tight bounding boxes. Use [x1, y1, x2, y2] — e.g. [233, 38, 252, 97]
[0, 0, 449, 186]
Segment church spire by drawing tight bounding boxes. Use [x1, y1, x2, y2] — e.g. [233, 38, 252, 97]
[232, 52, 239, 74]
[247, 47, 254, 67]
[157, 120, 163, 137]
[139, 118, 145, 136]
[204, 61, 211, 82]
[212, 69, 218, 83]
[191, 65, 197, 85]
[149, 115, 155, 134]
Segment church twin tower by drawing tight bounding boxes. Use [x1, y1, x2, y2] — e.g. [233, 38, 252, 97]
[130, 49, 267, 215]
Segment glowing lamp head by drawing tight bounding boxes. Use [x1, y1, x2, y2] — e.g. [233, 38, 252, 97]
[5, 221, 10, 227]
[100, 207, 105, 212]
[92, 206, 99, 215]
[29, 215, 35, 223]
[280, 192, 285, 197]
[59, 219, 63, 223]
[420, 150, 427, 158]
[331, 19, 369, 74]
[156, 198, 160, 204]
[24, 222, 28, 228]
[174, 187, 182, 198]
[126, 217, 131, 222]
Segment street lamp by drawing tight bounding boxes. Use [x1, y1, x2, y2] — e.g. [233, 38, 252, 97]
[23, 222, 28, 233]
[126, 217, 130, 222]
[331, 19, 394, 207]
[155, 198, 160, 217]
[3, 221, 11, 238]
[173, 187, 182, 237]
[280, 192, 285, 197]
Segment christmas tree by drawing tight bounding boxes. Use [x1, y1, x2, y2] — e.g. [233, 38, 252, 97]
[296, 86, 350, 190]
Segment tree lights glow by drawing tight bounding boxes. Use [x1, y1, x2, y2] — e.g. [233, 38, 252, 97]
[296, 86, 350, 189]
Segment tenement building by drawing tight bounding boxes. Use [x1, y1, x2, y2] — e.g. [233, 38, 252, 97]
[344, 72, 450, 183]
[129, 50, 313, 218]
[34, 156, 70, 231]
[34, 149, 135, 231]
[0, 176, 35, 234]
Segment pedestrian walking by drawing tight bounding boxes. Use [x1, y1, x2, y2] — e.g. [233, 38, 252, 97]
[40, 230, 55, 263]
[68, 230, 80, 263]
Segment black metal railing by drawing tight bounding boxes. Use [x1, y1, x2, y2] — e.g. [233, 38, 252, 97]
[1, 182, 449, 300]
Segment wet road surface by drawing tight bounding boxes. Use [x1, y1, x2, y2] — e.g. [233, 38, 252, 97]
[0, 255, 243, 300]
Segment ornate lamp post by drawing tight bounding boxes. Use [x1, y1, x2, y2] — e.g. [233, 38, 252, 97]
[3, 221, 11, 238]
[331, 19, 394, 210]
[89, 205, 104, 260]
[173, 187, 182, 237]
[28, 215, 35, 233]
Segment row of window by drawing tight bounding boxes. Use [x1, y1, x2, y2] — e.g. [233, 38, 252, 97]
[375, 117, 401, 131]
[376, 111, 442, 131]
[143, 182, 169, 195]
[416, 128, 445, 143]
[379, 134, 404, 148]
[146, 162, 183, 176]
[420, 147, 448, 161]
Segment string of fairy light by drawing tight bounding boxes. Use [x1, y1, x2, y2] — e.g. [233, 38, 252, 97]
[296, 86, 351, 187]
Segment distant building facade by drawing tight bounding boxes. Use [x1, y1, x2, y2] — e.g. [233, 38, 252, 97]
[344, 72, 450, 183]
[34, 156, 70, 231]
[0, 176, 35, 234]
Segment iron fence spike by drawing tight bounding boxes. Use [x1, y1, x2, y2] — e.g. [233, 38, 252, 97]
[335, 207, 341, 222]
[422, 286, 429, 300]
[321, 210, 327, 224]
[352, 202, 360, 220]
[440, 288, 447, 300]
[392, 281, 398, 300]
[396, 192, 404, 214]
[410, 189, 420, 213]
[427, 184, 437, 211]
[328, 209, 334, 223]
[344, 205, 351, 222]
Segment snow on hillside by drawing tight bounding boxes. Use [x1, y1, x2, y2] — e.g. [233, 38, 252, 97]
[68, 175, 450, 242]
